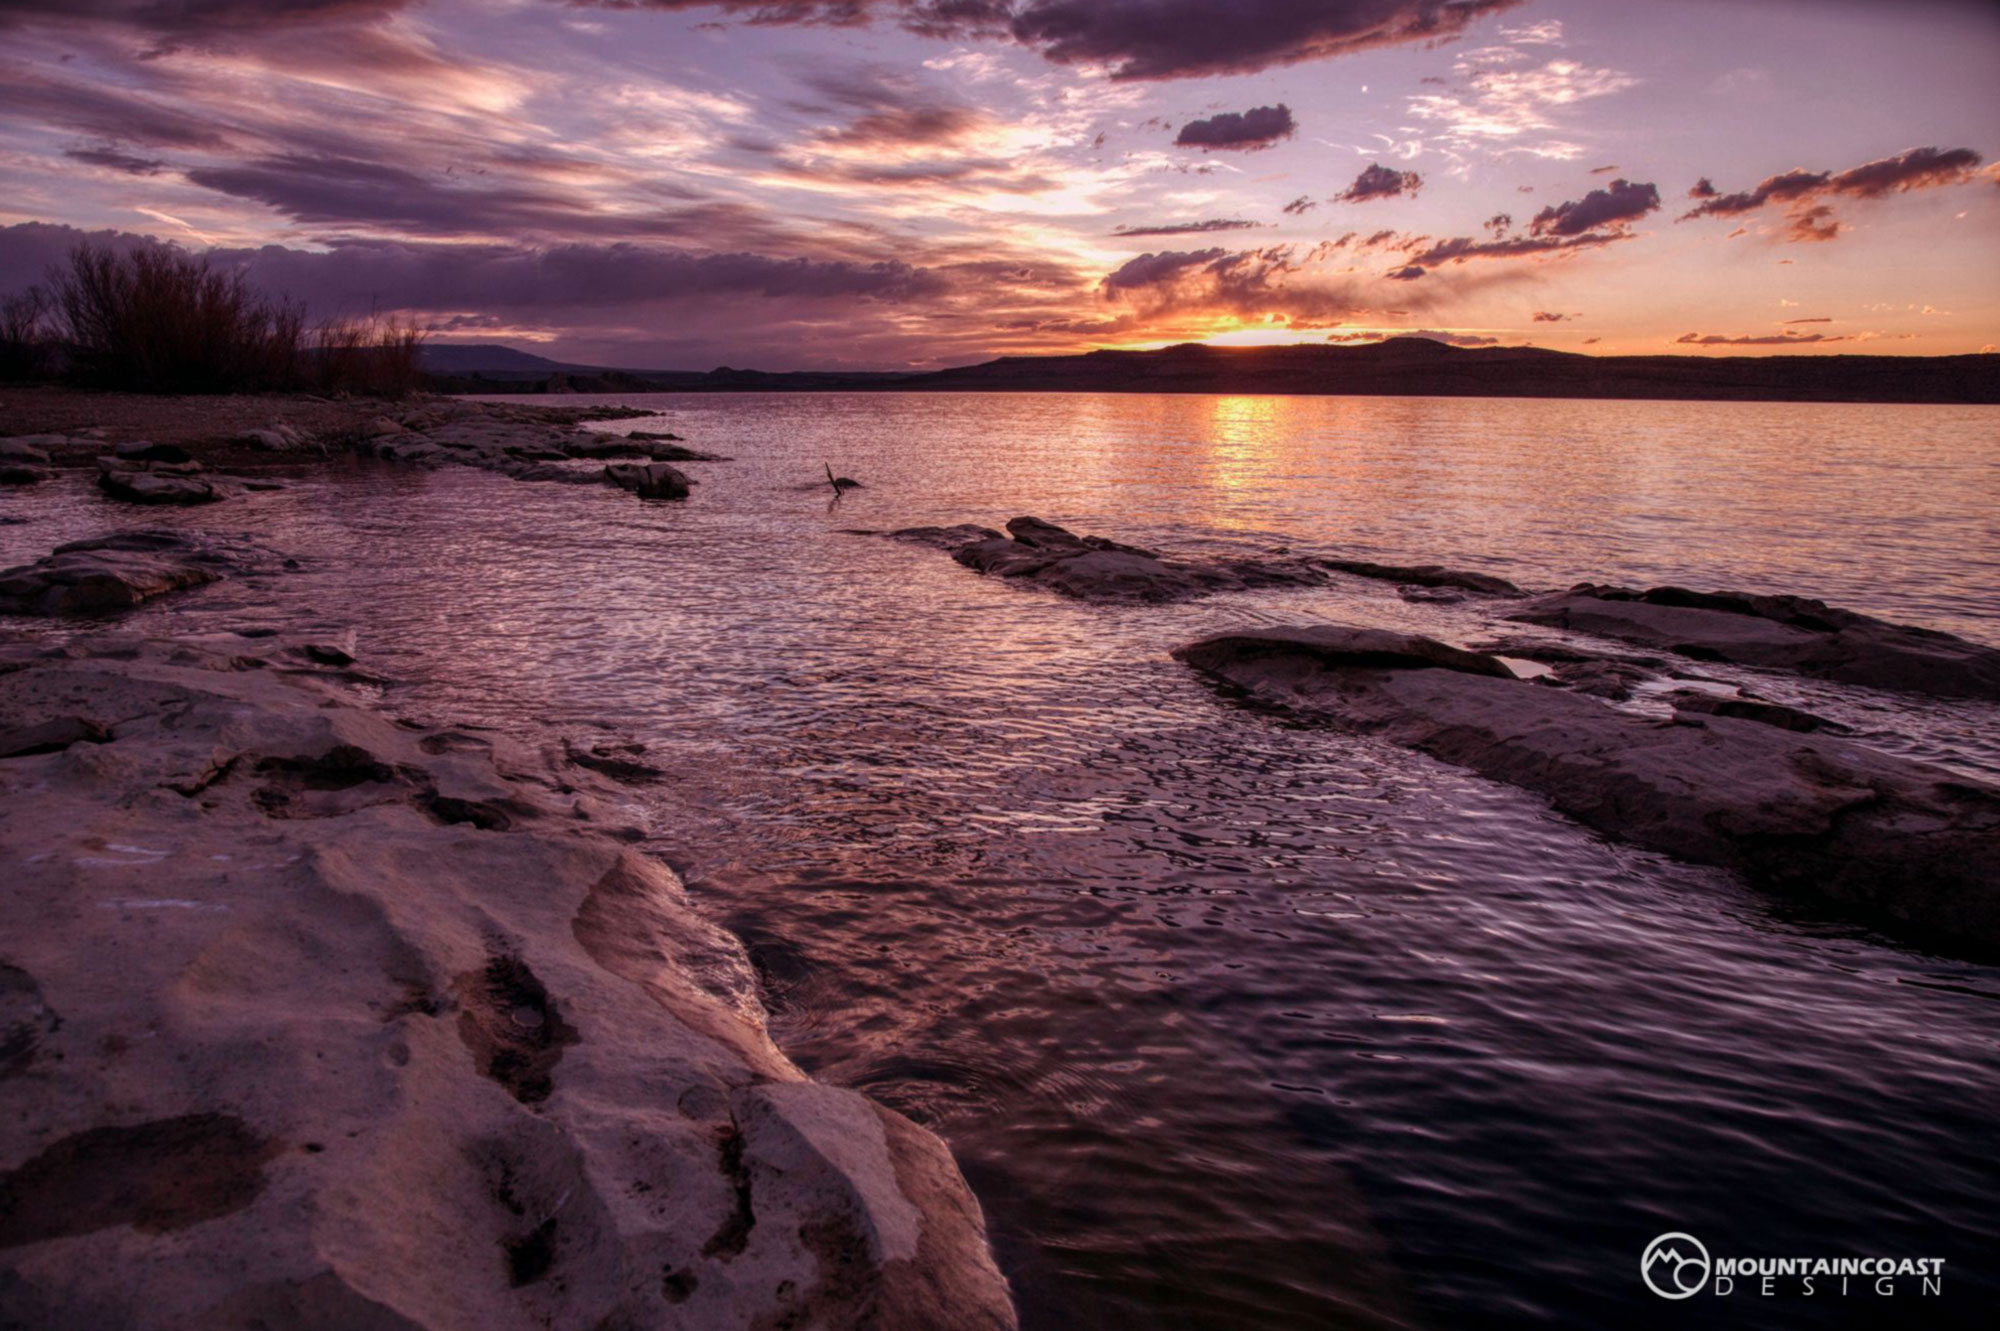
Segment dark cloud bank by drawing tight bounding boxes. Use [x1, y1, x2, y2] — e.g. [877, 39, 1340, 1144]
[7, 0, 1525, 81]
[1174, 104, 1296, 150]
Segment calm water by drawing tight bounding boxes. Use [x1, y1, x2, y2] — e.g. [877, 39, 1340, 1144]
[5, 393, 1999, 1329]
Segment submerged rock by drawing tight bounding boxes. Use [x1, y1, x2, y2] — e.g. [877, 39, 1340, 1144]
[1668, 691, 1848, 734]
[1315, 558, 1522, 597]
[1, 533, 222, 615]
[0, 532, 285, 617]
[1174, 624, 2000, 949]
[363, 419, 725, 479]
[97, 460, 225, 506]
[603, 461, 692, 500]
[0, 439, 53, 464]
[1513, 584, 2000, 700]
[0, 632, 1017, 1331]
[888, 516, 1326, 603]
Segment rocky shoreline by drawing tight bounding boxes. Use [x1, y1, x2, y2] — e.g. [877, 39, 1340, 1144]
[5, 394, 1999, 1322]
[1, 390, 1019, 1329]
[0, 625, 1017, 1330]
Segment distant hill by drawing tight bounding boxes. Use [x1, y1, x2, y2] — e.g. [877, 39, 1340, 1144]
[420, 343, 572, 374]
[422, 336, 2000, 404]
[891, 337, 2000, 403]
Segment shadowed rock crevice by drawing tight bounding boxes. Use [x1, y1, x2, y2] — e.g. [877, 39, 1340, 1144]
[0, 961, 58, 1082]
[702, 1121, 756, 1262]
[0, 1114, 275, 1247]
[455, 957, 579, 1105]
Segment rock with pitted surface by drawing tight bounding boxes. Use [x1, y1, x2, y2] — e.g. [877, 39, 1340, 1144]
[1175, 624, 2000, 950]
[603, 461, 692, 501]
[1512, 583, 2000, 700]
[0, 631, 1017, 1331]
[888, 516, 1327, 603]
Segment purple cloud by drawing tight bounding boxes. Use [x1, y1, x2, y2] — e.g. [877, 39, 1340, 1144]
[1335, 162, 1422, 202]
[576, 1, 1522, 80]
[1174, 104, 1296, 150]
[1113, 219, 1262, 237]
[1529, 178, 1660, 237]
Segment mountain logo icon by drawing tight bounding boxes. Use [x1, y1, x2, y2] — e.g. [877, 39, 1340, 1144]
[1641, 1232, 1712, 1299]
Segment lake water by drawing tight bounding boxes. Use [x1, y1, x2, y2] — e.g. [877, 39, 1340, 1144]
[5, 392, 1999, 1328]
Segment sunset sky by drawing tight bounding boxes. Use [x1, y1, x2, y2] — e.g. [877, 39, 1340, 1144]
[2, 0, 1996, 369]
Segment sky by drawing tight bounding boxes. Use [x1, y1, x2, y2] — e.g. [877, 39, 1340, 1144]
[1, 0, 1996, 370]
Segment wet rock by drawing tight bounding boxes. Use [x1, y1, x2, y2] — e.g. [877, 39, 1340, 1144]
[604, 461, 691, 500]
[1316, 558, 1523, 597]
[561, 435, 725, 463]
[881, 524, 1005, 550]
[0, 632, 1016, 1329]
[1669, 691, 1848, 734]
[1175, 624, 2000, 949]
[893, 517, 1326, 603]
[97, 459, 224, 506]
[1540, 657, 1658, 701]
[1513, 583, 2000, 700]
[0, 533, 226, 615]
[113, 441, 193, 464]
[0, 440, 52, 464]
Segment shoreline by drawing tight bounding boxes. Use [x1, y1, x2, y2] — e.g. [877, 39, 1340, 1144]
[0, 390, 1020, 1328]
[4, 388, 1998, 1326]
[0, 623, 1018, 1329]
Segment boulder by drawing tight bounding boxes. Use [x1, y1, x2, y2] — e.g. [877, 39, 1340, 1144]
[603, 462, 691, 501]
[1513, 584, 2000, 699]
[0, 633, 1018, 1331]
[1175, 624, 2000, 949]
[0, 464, 51, 486]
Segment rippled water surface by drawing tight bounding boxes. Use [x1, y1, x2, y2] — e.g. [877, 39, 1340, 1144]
[6, 392, 1999, 1328]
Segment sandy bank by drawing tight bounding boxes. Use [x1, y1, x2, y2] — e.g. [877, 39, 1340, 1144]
[0, 628, 1016, 1329]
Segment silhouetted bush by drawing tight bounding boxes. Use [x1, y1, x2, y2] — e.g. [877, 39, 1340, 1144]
[3, 244, 427, 396]
[48, 245, 302, 392]
[310, 315, 426, 398]
[0, 286, 55, 381]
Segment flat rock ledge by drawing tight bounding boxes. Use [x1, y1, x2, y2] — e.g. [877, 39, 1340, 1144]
[0, 632, 1016, 1331]
[884, 517, 1326, 603]
[358, 418, 725, 499]
[1174, 625, 2000, 951]
[1511, 583, 2000, 700]
[0, 531, 286, 616]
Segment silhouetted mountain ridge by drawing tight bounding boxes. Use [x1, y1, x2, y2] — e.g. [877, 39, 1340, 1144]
[423, 337, 1999, 404]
